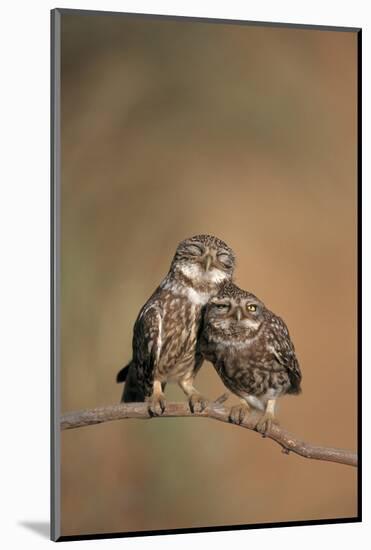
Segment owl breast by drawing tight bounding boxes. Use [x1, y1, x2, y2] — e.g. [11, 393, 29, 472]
[204, 338, 291, 401]
[156, 294, 203, 382]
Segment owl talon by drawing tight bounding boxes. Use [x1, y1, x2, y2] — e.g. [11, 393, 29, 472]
[255, 413, 276, 436]
[229, 404, 250, 425]
[189, 393, 208, 413]
[147, 394, 166, 416]
[213, 392, 230, 405]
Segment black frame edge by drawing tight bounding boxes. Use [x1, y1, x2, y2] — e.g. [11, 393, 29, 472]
[356, 28, 362, 522]
[56, 517, 360, 542]
[54, 7, 360, 32]
[51, 7, 61, 543]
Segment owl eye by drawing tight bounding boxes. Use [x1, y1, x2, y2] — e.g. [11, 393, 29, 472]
[247, 304, 257, 312]
[213, 303, 229, 311]
[217, 253, 233, 268]
[185, 244, 203, 256]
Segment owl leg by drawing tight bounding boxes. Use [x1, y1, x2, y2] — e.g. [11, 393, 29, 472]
[229, 399, 251, 425]
[178, 376, 208, 413]
[256, 399, 277, 435]
[147, 380, 166, 416]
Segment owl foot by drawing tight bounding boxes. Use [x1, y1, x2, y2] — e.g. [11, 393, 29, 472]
[213, 392, 230, 405]
[189, 393, 208, 413]
[229, 404, 250, 425]
[147, 393, 166, 416]
[255, 413, 276, 436]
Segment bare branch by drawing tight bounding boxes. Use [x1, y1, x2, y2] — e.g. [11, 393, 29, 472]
[60, 401, 357, 467]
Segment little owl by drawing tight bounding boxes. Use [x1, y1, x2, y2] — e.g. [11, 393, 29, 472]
[199, 282, 302, 433]
[116, 234, 235, 415]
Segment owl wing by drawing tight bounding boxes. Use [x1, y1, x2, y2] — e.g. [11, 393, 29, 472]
[269, 314, 302, 394]
[132, 302, 163, 397]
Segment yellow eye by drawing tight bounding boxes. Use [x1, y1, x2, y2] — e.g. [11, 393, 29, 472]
[247, 304, 257, 312]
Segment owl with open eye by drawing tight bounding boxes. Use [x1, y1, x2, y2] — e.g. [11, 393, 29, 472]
[199, 282, 302, 434]
[116, 234, 235, 415]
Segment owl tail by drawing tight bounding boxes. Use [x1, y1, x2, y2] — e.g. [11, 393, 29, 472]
[116, 361, 145, 403]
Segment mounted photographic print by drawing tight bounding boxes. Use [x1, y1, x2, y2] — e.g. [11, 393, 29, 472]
[51, 8, 361, 542]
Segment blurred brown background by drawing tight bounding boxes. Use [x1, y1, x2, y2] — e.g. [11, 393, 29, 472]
[60, 12, 358, 537]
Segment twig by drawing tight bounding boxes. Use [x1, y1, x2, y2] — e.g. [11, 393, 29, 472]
[60, 401, 357, 468]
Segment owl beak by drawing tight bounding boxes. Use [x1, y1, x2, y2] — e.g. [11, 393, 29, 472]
[204, 255, 212, 272]
[235, 308, 242, 322]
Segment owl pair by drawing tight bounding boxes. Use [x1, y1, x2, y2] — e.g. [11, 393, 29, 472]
[117, 234, 302, 434]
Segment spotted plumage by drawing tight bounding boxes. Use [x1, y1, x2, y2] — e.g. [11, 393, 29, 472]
[199, 282, 302, 432]
[117, 235, 235, 414]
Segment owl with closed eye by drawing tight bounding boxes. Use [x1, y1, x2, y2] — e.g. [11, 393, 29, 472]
[199, 282, 302, 433]
[116, 234, 235, 415]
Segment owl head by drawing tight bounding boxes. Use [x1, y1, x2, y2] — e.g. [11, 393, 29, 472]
[203, 282, 266, 339]
[170, 234, 235, 288]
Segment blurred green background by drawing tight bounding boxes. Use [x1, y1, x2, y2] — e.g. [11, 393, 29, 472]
[60, 13, 358, 537]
